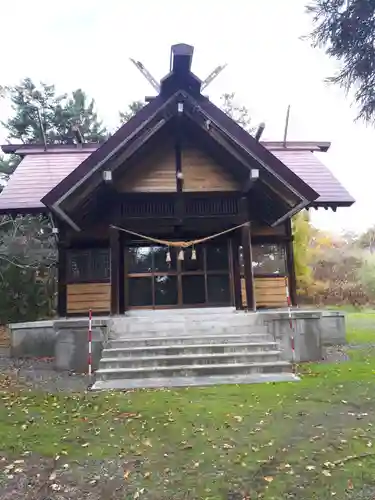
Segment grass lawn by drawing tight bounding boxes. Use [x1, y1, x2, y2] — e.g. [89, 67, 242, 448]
[1, 313, 375, 499]
[346, 311, 375, 345]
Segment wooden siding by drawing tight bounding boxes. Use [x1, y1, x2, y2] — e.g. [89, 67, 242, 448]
[182, 146, 239, 191]
[67, 283, 110, 314]
[241, 277, 287, 308]
[118, 142, 176, 192]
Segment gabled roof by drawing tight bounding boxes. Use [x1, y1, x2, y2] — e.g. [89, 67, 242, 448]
[0, 142, 354, 213]
[0, 43, 355, 225]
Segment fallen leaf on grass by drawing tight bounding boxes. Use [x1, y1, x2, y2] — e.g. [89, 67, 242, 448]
[306, 465, 316, 471]
[322, 470, 331, 477]
[264, 476, 274, 483]
[234, 415, 243, 422]
[124, 470, 131, 480]
[143, 439, 152, 447]
[347, 479, 354, 490]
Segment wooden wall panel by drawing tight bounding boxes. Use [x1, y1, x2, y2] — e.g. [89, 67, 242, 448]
[241, 277, 287, 308]
[117, 141, 176, 192]
[182, 146, 239, 191]
[67, 283, 110, 314]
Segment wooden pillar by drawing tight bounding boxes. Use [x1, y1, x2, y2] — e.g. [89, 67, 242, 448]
[231, 238, 242, 310]
[286, 219, 298, 306]
[110, 227, 121, 315]
[240, 197, 255, 311]
[57, 240, 67, 317]
[241, 222, 256, 311]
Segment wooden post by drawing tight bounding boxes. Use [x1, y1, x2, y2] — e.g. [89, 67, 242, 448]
[240, 197, 255, 311]
[231, 238, 242, 310]
[241, 222, 256, 311]
[57, 241, 67, 317]
[110, 226, 120, 315]
[286, 219, 298, 306]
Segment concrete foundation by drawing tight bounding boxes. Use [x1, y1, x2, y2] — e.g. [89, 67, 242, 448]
[7, 308, 347, 371]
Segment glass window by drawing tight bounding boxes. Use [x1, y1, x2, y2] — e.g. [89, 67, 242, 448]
[207, 275, 231, 304]
[128, 277, 153, 306]
[154, 275, 178, 305]
[182, 275, 206, 304]
[153, 246, 177, 273]
[127, 247, 153, 273]
[67, 249, 110, 282]
[252, 244, 286, 275]
[181, 245, 204, 272]
[206, 243, 229, 271]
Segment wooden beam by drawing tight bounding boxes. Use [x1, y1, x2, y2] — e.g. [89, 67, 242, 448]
[57, 226, 67, 317]
[231, 237, 242, 310]
[286, 219, 298, 306]
[240, 197, 255, 311]
[241, 222, 256, 311]
[110, 226, 121, 315]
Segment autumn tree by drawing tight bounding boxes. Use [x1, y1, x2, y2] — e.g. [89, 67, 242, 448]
[306, 0, 375, 121]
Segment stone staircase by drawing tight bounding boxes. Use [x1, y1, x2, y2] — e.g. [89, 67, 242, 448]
[92, 308, 298, 390]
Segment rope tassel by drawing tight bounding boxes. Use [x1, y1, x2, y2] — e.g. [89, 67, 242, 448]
[178, 249, 184, 261]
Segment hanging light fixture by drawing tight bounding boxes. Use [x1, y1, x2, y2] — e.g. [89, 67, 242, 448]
[178, 249, 185, 261]
[191, 247, 197, 260]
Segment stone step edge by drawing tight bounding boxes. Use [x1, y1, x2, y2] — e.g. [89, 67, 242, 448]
[108, 333, 272, 343]
[104, 342, 278, 353]
[100, 350, 282, 364]
[91, 373, 300, 391]
[95, 360, 290, 375]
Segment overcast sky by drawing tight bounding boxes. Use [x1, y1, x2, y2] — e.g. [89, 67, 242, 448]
[1, 0, 373, 235]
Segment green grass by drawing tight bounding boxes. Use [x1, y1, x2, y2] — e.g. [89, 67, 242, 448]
[2, 312, 375, 499]
[346, 311, 375, 344]
[2, 359, 375, 498]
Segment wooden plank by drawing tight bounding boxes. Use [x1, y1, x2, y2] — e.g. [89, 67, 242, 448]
[118, 140, 176, 192]
[67, 283, 110, 295]
[67, 283, 110, 314]
[182, 146, 239, 192]
[242, 276, 288, 308]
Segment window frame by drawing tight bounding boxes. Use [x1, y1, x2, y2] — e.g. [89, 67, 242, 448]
[66, 248, 111, 284]
[239, 242, 287, 277]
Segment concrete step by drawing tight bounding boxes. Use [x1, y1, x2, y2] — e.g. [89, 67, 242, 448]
[102, 342, 278, 358]
[92, 372, 300, 390]
[107, 333, 273, 348]
[99, 351, 282, 369]
[94, 360, 291, 380]
[109, 324, 269, 337]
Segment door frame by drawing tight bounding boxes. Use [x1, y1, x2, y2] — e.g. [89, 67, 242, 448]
[124, 240, 234, 310]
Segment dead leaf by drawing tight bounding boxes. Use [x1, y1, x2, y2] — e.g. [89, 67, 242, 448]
[322, 470, 331, 477]
[347, 479, 354, 490]
[144, 472, 151, 478]
[49, 471, 57, 481]
[234, 415, 243, 422]
[143, 439, 152, 447]
[264, 476, 274, 483]
[306, 465, 316, 471]
[124, 470, 131, 480]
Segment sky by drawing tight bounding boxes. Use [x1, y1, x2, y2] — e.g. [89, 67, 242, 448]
[0, 0, 373, 235]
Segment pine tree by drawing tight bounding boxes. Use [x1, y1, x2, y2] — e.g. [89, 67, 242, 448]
[306, 0, 375, 121]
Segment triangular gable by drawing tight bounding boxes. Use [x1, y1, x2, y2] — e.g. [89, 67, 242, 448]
[41, 44, 319, 229]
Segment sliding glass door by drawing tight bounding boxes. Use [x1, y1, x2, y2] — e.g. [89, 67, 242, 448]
[125, 242, 232, 309]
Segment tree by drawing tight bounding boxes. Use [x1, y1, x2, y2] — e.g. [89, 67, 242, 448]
[219, 92, 254, 132]
[119, 100, 146, 124]
[292, 210, 313, 293]
[2, 78, 107, 146]
[306, 0, 375, 121]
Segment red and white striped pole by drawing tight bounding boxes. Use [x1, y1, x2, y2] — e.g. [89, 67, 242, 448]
[285, 278, 296, 367]
[88, 309, 92, 378]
